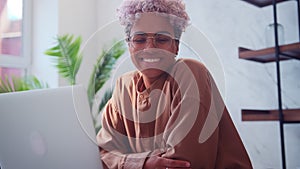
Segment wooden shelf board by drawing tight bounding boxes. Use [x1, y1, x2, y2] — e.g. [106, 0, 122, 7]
[239, 42, 300, 63]
[242, 109, 300, 123]
[243, 0, 290, 7]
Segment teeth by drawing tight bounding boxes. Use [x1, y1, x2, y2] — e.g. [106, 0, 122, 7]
[143, 58, 160, 63]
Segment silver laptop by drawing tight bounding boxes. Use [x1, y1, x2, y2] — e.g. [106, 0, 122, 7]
[0, 85, 103, 169]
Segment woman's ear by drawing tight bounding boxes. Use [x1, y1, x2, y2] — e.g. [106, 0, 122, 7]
[175, 40, 180, 55]
[126, 37, 132, 48]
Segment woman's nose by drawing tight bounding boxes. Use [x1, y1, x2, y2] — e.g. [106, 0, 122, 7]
[144, 37, 156, 48]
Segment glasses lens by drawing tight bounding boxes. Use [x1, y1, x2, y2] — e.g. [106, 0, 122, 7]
[130, 33, 173, 50]
[154, 34, 172, 47]
[132, 34, 147, 45]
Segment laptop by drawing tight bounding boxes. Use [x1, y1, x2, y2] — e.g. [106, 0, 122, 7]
[0, 85, 103, 169]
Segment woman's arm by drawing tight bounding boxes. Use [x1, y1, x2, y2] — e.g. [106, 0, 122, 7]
[98, 101, 191, 169]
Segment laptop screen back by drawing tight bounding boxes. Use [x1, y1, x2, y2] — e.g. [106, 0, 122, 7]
[0, 85, 103, 169]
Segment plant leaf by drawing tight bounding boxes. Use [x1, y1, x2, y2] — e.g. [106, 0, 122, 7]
[98, 89, 113, 113]
[44, 34, 83, 85]
[0, 76, 47, 93]
[87, 40, 126, 108]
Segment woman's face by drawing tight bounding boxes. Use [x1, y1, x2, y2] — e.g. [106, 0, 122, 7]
[128, 13, 179, 79]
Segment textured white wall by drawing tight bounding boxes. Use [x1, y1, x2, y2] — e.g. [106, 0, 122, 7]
[31, 0, 99, 87]
[184, 1, 300, 169]
[58, 0, 99, 87]
[31, 0, 59, 87]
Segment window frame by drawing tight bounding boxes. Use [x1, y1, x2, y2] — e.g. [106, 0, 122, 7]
[0, 0, 32, 70]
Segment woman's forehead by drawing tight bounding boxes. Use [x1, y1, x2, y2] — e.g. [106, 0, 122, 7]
[130, 13, 175, 35]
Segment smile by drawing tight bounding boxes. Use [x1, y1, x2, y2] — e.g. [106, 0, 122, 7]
[142, 58, 161, 63]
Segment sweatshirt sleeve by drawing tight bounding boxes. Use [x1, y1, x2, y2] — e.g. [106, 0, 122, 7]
[97, 101, 151, 169]
[161, 59, 253, 169]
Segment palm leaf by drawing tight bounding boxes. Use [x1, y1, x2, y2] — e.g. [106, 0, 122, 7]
[98, 89, 113, 113]
[44, 34, 82, 85]
[87, 40, 126, 107]
[25, 76, 49, 89]
[0, 76, 48, 93]
[0, 76, 14, 93]
[92, 89, 113, 133]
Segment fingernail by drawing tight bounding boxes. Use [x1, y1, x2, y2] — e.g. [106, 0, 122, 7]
[186, 163, 191, 167]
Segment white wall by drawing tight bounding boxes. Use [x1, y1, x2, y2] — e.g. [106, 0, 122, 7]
[185, 1, 299, 169]
[58, 0, 98, 87]
[187, 0, 300, 169]
[188, 1, 300, 169]
[31, 0, 59, 87]
[31, 0, 99, 87]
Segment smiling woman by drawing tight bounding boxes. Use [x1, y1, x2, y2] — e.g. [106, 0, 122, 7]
[96, 1, 253, 169]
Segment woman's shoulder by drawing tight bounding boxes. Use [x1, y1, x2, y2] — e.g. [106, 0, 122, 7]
[176, 58, 206, 68]
[115, 70, 138, 81]
[115, 70, 140, 86]
[173, 58, 209, 75]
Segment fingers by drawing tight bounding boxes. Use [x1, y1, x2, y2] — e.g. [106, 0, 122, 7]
[144, 155, 191, 169]
[159, 157, 191, 168]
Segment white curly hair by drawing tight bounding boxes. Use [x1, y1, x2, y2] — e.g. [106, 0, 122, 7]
[117, 0, 190, 39]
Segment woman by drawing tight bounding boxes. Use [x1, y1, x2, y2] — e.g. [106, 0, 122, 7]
[97, 0, 253, 168]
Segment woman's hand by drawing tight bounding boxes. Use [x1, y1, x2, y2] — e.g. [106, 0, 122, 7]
[144, 154, 191, 169]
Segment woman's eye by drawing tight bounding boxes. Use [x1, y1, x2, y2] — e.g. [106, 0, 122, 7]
[133, 38, 147, 43]
[156, 37, 171, 43]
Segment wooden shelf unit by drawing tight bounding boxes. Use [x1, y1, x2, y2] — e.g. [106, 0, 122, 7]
[240, 0, 300, 168]
[242, 109, 300, 123]
[239, 42, 300, 63]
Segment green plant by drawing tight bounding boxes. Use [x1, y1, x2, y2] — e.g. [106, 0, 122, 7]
[87, 40, 125, 107]
[45, 34, 126, 132]
[44, 35, 82, 85]
[0, 75, 48, 93]
[87, 40, 125, 132]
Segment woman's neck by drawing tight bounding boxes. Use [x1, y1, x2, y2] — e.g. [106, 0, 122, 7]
[141, 72, 167, 89]
[142, 76, 157, 89]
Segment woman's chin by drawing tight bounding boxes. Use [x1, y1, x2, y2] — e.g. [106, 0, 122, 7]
[140, 68, 165, 78]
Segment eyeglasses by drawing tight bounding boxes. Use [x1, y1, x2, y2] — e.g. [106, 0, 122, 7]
[127, 33, 175, 50]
